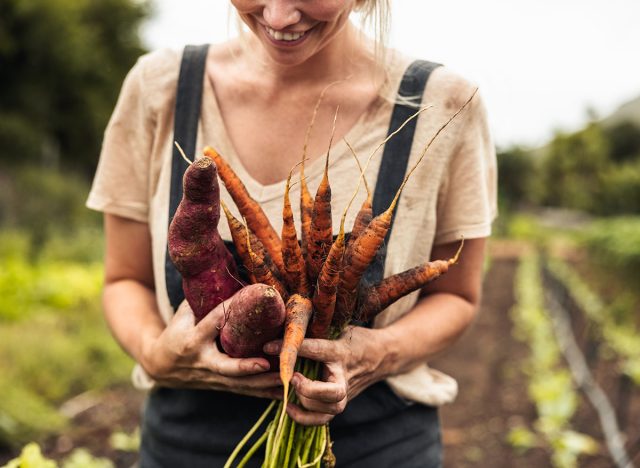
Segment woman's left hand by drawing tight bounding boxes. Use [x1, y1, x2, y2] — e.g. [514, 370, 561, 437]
[264, 326, 391, 425]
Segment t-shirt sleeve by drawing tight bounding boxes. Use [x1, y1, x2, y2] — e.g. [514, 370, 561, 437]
[86, 56, 155, 223]
[433, 91, 497, 245]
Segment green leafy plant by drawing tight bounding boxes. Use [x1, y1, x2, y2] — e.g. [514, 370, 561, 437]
[510, 253, 598, 467]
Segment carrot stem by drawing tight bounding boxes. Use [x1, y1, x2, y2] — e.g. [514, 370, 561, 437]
[224, 400, 275, 468]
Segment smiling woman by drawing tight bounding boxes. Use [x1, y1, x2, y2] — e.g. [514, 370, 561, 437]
[87, 0, 496, 466]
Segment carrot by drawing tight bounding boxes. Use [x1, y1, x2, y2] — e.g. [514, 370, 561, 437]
[245, 223, 289, 301]
[300, 80, 343, 262]
[272, 292, 313, 463]
[343, 139, 372, 248]
[358, 240, 464, 321]
[309, 214, 346, 339]
[279, 294, 313, 396]
[281, 168, 310, 296]
[306, 108, 339, 284]
[334, 91, 478, 329]
[221, 200, 278, 284]
[203, 146, 285, 276]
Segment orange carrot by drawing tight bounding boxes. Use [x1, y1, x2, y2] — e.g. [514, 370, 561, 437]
[204, 146, 285, 276]
[334, 91, 477, 329]
[245, 223, 289, 301]
[309, 214, 346, 339]
[280, 294, 313, 395]
[343, 140, 372, 249]
[221, 200, 279, 284]
[306, 108, 339, 284]
[359, 240, 464, 321]
[300, 80, 343, 262]
[281, 169, 310, 296]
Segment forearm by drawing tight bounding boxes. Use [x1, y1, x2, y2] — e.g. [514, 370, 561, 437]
[102, 279, 166, 366]
[376, 291, 478, 378]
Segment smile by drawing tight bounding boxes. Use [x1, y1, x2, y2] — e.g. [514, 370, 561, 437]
[264, 26, 308, 42]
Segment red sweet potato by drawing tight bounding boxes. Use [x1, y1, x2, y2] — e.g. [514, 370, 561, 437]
[220, 284, 286, 358]
[168, 157, 241, 322]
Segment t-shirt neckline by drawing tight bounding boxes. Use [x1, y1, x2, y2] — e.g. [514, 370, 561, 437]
[200, 60, 396, 203]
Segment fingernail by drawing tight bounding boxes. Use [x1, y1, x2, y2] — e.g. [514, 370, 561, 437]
[254, 362, 268, 371]
[263, 343, 277, 354]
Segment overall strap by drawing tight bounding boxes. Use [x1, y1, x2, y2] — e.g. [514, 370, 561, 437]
[165, 44, 210, 311]
[363, 60, 441, 288]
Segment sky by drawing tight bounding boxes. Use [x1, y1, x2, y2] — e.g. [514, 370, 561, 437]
[142, 1, 640, 148]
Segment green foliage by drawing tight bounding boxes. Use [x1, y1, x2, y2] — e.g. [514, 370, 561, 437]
[61, 449, 114, 468]
[497, 146, 536, 208]
[0, 231, 131, 447]
[0, 0, 150, 174]
[109, 427, 140, 453]
[0, 166, 102, 252]
[547, 259, 640, 384]
[507, 426, 540, 452]
[595, 162, 640, 214]
[510, 254, 598, 467]
[0, 232, 103, 321]
[604, 121, 640, 163]
[498, 117, 640, 216]
[579, 216, 640, 280]
[537, 123, 609, 211]
[1, 444, 114, 468]
[2, 443, 57, 468]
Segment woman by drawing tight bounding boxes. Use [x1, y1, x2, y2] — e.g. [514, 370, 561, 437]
[87, 1, 496, 466]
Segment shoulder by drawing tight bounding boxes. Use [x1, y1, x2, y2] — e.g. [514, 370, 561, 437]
[385, 51, 485, 120]
[427, 66, 487, 130]
[125, 48, 183, 115]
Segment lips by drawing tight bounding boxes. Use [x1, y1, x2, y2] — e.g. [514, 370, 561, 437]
[262, 24, 314, 47]
[265, 26, 306, 42]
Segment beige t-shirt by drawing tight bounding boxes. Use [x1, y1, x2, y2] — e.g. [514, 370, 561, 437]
[87, 47, 497, 406]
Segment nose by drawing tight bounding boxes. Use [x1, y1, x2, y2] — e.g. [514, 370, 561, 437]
[262, 0, 302, 30]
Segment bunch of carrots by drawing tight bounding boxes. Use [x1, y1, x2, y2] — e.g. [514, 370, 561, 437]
[169, 90, 475, 468]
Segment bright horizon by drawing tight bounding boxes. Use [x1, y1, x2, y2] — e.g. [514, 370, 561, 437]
[142, 1, 640, 149]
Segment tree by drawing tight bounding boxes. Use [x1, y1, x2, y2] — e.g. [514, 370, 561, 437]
[496, 146, 536, 208]
[538, 123, 609, 211]
[0, 0, 150, 175]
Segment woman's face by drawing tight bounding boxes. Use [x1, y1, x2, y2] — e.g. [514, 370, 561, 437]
[231, 0, 357, 67]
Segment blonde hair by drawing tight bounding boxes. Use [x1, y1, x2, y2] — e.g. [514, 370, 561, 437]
[354, 0, 391, 67]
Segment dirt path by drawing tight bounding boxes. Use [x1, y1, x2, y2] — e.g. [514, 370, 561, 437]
[431, 256, 550, 467]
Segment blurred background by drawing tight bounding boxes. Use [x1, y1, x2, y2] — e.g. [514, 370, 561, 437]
[1, 1, 639, 467]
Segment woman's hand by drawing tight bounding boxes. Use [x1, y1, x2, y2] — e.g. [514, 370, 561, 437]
[264, 326, 392, 425]
[141, 296, 283, 399]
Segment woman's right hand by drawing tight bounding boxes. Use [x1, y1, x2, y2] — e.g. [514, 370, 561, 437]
[140, 295, 283, 399]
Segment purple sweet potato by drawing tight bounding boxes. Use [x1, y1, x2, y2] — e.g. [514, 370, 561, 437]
[168, 157, 241, 322]
[220, 284, 286, 358]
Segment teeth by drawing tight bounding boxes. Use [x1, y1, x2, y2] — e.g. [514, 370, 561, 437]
[266, 27, 305, 42]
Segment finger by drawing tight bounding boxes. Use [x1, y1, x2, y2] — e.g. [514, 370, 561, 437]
[292, 371, 347, 404]
[286, 402, 334, 426]
[173, 300, 197, 325]
[217, 372, 284, 391]
[263, 340, 282, 355]
[296, 338, 341, 363]
[296, 393, 346, 416]
[207, 351, 273, 377]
